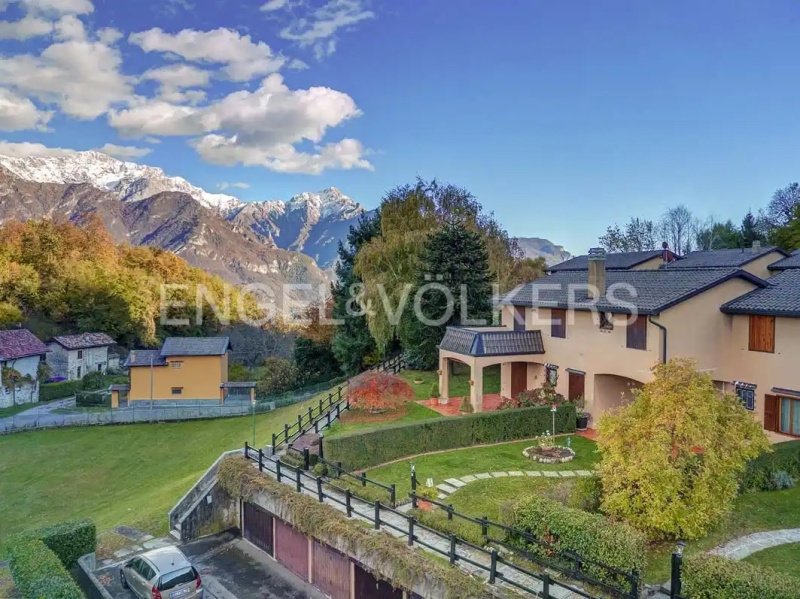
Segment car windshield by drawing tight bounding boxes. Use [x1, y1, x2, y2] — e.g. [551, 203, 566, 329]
[158, 566, 196, 590]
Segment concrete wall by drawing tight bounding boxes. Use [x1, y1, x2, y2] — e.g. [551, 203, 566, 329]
[129, 353, 228, 401]
[0, 354, 41, 407]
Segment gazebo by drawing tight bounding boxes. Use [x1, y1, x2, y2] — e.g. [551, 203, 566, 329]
[438, 326, 545, 412]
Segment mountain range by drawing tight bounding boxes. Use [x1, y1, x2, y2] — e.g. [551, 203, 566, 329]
[0, 150, 570, 294]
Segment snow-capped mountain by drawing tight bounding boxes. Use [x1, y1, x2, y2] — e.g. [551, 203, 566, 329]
[0, 150, 243, 213]
[0, 149, 369, 268]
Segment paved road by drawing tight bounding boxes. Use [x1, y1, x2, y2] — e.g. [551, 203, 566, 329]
[93, 533, 326, 599]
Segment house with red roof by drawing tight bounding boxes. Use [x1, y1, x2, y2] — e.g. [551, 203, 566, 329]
[0, 328, 48, 407]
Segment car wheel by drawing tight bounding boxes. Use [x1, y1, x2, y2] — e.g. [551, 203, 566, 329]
[120, 569, 129, 589]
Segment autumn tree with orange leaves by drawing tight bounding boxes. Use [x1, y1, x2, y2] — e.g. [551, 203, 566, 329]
[348, 371, 414, 413]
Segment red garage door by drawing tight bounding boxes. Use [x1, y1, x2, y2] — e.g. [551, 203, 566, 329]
[242, 502, 273, 555]
[353, 563, 403, 599]
[312, 541, 350, 599]
[274, 519, 308, 581]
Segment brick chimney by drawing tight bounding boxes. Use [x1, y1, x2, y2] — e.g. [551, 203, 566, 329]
[588, 247, 606, 299]
[662, 241, 672, 263]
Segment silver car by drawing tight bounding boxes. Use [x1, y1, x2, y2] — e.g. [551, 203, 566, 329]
[120, 546, 203, 599]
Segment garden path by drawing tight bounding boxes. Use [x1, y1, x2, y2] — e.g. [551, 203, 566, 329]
[708, 528, 800, 560]
[430, 469, 594, 499]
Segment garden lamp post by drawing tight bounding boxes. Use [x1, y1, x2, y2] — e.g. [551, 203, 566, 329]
[550, 404, 557, 442]
[251, 393, 256, 447]
[670, 540, 686, 599]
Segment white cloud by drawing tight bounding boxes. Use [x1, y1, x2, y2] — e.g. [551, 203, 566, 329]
[280, 0, 373, 58]
[143, 64, 210, 90]
[109, 73, 370, 174]
[129, 27, 286, 82]
[260, 0, 287, 11]
[19, 0, 93, 14]
[95, 142, 151, 159]
[0, 36, 132, 119]
[53, 14, 85, 40]
[0, 140, 74, 157]
[0, 16, 53, 39]
[0, 88, 52, 130]
[217, 181, 250, 190]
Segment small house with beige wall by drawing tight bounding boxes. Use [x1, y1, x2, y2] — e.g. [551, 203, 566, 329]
[438, 244, 799, 443]
[115, 336, 252, 406]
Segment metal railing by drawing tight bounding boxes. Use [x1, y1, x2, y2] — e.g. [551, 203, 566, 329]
[244, 444, 601, 599]
[271, 384, 349, 450]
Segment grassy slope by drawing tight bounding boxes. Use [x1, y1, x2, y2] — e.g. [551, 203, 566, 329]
[0, 392, 327, 550]
[743, 542, 800, 577]
[368, 435, 598, 498]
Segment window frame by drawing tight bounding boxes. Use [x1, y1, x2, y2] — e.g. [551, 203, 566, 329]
[171, 387, 183, 395]
[170, 360, 184, 369]
[550, 308, 566, 339]
[76, 350, 83, 360]
[735, 385, 756, 411]
[546, 364, 558, 386]
[779, 397, 800, 437]
[748, 315, 775, 353]
[626, 315, 648, 350]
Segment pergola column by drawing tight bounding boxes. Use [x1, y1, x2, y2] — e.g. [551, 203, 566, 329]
[438, 355, 449, 399]
[470, 365, 483, 413]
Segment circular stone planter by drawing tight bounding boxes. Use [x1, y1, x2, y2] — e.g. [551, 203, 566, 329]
[523, 445, 576, 464]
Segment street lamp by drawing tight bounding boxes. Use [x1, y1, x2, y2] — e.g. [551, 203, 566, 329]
[550, 403, 557, 442]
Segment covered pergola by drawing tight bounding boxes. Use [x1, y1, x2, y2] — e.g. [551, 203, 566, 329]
[438, 326, 545, 412]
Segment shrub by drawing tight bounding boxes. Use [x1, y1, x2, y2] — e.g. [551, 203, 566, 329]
[36, 519, 96, 568]
[683, 554, 800, 599]
[8, 538, 85, 599]
[40, 380, 79, 402]
[511, 495, 645, 591]
[740, 441, 800, 492]
[327, 479, 393, 505]
[79, 371, 107, 390]
[430, 382, 439, 398]
[312, 462, 328, 477]
[769, 470, 796, 490]
[347, 371, 413, 413]
[326, 403, 576, 470]
[568, 474, 602, 512]
[256, 357, 299, 396]
[413, 508, 485, 546]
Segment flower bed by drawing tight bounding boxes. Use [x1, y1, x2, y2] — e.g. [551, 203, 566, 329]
[523, 445, 575, 464]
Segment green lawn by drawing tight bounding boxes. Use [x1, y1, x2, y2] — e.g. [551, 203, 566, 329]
[367, 435, 598, 498]
[399, 365, 501, 400]
[743, 542, 800, 577]
[0, 390, 331, 552]
[325, 401, 440, 438]
[445, 476, 576, 519]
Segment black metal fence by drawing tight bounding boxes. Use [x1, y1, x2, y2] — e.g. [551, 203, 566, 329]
[245, 444, 605, 599]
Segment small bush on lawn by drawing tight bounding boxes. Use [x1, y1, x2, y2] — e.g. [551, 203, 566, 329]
[326, 404, 576, 470]
[511, 495, 644, 591]
[769, 470, 796, 490]
[740, 441, 800, 492]
[683, 554, 800, 599]
[8, 538, 85, 599]
[568, 474, 602, 512]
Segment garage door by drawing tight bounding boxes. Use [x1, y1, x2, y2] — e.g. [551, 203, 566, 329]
[311, 541, 350, 599]
[353, 563, 403, 599]
[274, 519, 309, 581]
[243, 502, 273, 555]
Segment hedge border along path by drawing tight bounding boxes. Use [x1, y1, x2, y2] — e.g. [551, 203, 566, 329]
[430, 470, 594, 500]
[708, 528, 800, 560]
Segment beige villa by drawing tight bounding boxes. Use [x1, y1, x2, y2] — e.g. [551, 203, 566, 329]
[438, 244, 800, 442]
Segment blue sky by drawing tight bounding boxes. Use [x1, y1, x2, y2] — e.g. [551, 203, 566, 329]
[1, 1, 799, 253]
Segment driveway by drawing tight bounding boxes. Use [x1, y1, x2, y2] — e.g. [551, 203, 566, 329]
[91, 533, 326, 599]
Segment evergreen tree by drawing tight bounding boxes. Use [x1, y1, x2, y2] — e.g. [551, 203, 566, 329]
[400, 223, 492, 369]
[330, 213, 381, 375]
[740, 211, 766, 247]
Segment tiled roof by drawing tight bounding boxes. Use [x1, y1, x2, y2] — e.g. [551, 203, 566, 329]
[502, 268, 767, 315]
[768, 250, 800, 271]
[439, 327, 544, 357]
[549, 250, 674, 272]
[51, 332, 115, 350]
[663, 246, 787, 269]
[160, 337, 230, 356]
[0, 329, 48, 360]
[721, 269, 800, 317]
[124, 349, 166, 367]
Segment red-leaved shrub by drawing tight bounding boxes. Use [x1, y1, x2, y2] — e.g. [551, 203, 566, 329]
[348, 372, 414, 413]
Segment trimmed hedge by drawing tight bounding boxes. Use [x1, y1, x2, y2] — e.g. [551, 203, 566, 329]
[683, 554, 800, 599]
[40, 381, 80, 402]
[8, 538, 85, 599]
[510, 495, 644, 591]
[740, 440, 800, 492]
[325, 404, 576, 470]
[36, 519, 96, 569]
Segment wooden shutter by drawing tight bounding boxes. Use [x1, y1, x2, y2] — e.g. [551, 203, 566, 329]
[626, 315, 648, 350]
[764, 394, 779, 432]
[551, 308, 566, 338]
[749, 315, 775, 353]
[568, 371, 585, 402]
